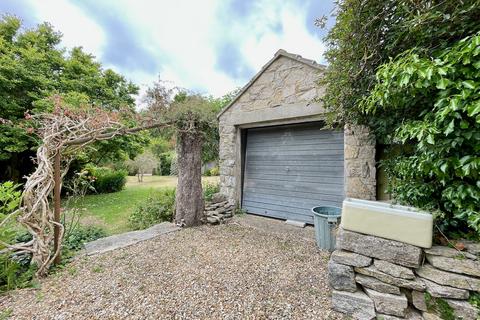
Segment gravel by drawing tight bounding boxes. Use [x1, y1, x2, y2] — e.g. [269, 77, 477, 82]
[1, 222, 344, 319]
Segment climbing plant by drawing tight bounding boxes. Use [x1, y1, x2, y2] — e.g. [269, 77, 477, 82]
[322, 0, 480, 134]
[361, 33, 480, 236]
[322, 0, 480, 238]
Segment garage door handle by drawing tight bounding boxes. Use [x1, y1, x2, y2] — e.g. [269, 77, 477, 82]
[286, 167, 290, 172]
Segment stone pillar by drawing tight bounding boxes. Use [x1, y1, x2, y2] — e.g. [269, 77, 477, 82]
[218, 121, 237, 201]
[344, 124, 376, 200]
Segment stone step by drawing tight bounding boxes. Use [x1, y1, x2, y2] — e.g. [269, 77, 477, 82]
[84, 222, 180, 255]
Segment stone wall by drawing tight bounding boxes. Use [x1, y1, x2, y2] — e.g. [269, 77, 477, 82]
[329, 228, 480, 319]
[218, 124, 237, 200]
[344, 124, 376, 200]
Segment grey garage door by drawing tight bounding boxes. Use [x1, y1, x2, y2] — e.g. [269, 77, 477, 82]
[242, 123, 344, 224]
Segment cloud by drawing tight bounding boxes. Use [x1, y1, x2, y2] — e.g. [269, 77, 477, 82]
[214, 0, 328, 77]
[26, 0, 106, 58]
[70, 0, 159, 74]
[1, 0, 334, 100]
[215, 41, 256, 80]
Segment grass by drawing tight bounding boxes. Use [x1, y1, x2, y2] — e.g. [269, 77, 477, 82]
[66, 175, 219, 235]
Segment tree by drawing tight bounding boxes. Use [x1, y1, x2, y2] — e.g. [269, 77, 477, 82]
[127, 151, 158, 182]
[201, 89, 240, 164]
[167, 94, 217, 227]
[321, 0, 480, 135]
[144, 80, 219, 226]
[0, 15, 142, 181]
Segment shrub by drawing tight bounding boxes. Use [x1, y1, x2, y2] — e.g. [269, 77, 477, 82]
[0, 253, 35, 293]
[0, 181, 21, 216]
[63, 225, 107, 251]
[203, 182, 220, 201]
[0, 181, 36, 293]
[203, 166, 219, 176]
[362, 33, 480, 237]
[129, 188, 176, 230]
[84, 165, 127, 194]
[158, 152, 175, 175]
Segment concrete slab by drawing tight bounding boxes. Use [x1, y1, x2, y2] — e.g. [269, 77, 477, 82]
[84, 222, 180, 256]
[285, 220, 306, 228]
[233, 214, 315, 242]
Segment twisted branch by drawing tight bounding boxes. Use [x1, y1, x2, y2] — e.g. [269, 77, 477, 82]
[4, 97, 170, 277]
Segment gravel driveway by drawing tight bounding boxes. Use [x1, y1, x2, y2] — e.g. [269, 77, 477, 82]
[1, 220, 343, 319]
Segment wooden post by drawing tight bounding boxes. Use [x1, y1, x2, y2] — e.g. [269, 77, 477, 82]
[53, 150, 61, 265]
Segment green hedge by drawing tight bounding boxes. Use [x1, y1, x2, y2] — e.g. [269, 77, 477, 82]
[84, 165, 127, 194]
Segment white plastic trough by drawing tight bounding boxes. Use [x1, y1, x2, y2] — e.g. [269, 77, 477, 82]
[341, 198, 433, 248]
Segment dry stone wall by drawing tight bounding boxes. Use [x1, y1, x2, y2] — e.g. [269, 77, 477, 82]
[203, 193, 235, 225]
[329, 228, 480, 320]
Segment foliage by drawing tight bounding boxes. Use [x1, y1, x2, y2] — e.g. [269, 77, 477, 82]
[129, 188, 176, 230]
[323, 0, 480, 237]
[0, 253, 36, 293]
[203, 182, 220, 201]
[322, 0, 480, 130]
[126, 151, 158, 180]
[150, 136, 174, 158]
[425, 292, 455, 320]
[361, 33, 480, 236]
[84, 165, 127, 194]
[158, 151, 175, 176]
[63, 225, 106, 251]
[0, 181, 22, 249]
[0, 181, 21, 215]
[469, 292, 480, 311]
[201, 90, 239, 163]
[0, 181, 35, 293]
[0, 15, 140, 180]
[203, 166, 219, 176]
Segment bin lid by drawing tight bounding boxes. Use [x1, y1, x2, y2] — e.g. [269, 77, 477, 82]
[311, 206, 342, 218]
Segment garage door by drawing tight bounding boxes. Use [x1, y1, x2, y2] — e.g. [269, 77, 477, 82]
[242, 123, 344, 224]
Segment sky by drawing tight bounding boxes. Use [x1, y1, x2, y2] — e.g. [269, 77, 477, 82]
[0, 0, 335, 102]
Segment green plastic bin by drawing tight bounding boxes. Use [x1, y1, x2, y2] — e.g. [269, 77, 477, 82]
[311, 206, 342, 251]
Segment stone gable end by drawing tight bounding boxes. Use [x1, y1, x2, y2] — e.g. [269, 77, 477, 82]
[220, 56, 323, 119]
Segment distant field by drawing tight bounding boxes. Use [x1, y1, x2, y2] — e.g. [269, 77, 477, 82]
[66, 175, 219, 235]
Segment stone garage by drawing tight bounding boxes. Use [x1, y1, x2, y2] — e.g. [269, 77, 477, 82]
[217, 49, 376, 224]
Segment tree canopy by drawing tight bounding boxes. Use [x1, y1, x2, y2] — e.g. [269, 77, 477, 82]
[0, 15, 143, 180]
[322, 0, 480, 135]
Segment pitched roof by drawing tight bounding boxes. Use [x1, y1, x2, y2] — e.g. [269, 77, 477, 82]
[217, 49, 325, 118]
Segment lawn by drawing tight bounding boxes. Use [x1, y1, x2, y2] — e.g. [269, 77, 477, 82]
[66, 175, 219, 235]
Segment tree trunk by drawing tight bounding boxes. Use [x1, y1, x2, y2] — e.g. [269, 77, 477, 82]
[175, 131, 204, 227]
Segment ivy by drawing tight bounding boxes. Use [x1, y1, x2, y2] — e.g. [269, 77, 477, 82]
[361, 33, 480, 236]
[322, 0, 480, 129]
